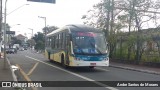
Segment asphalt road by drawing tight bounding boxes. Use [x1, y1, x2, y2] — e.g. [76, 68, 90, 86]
[7, 49, 160, 90]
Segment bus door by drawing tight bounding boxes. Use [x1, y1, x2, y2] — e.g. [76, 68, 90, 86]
[65, 33, 71, 66]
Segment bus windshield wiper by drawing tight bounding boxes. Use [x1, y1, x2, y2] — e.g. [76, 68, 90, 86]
[89, 40, 103, 54]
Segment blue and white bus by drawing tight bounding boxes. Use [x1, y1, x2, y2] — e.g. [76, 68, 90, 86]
[45, 24, 109, 68]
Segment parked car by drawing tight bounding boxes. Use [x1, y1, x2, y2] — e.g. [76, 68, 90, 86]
[6, 48, 15, 54]
[13, 48, 17, 53]
[6, 48, 10, 54]
[24, 47, 27, 50]
[19, 47, 24, 51]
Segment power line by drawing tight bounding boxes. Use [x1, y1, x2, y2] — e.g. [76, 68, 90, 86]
[114, 7, 160, 14]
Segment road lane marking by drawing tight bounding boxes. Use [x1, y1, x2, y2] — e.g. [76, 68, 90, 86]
[25, 55, 118, 90]
[16, 64, 38, 90]
[27, 62, 39, 76]
[6, 58, 18, 82]
[16, 64, 32, 81]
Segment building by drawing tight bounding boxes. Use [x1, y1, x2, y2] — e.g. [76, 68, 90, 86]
[16, 34, 28, 44]
[0, 23, 11, 52]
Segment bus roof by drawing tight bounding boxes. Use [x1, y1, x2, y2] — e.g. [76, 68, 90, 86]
[67, 24, 102, 32]
[46, 24, 102, 37]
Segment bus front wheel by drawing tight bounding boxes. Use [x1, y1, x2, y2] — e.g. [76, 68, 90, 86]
[61, 55, 67, 68]
[48, 52, 52, 62]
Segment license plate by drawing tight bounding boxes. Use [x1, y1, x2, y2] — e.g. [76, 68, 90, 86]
[90, 63, 96, 66]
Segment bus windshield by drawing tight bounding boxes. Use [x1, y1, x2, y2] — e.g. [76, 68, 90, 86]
[72, 32, 108, 55]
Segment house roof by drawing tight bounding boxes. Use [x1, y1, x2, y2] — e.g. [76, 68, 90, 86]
[16, 34, 27, 40]
[16, 34, 26, 38]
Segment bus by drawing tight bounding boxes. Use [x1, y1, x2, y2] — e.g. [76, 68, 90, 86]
[45, 24, 109, 68]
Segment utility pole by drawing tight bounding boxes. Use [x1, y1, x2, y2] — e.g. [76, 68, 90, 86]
[38, 16, 47, 49]
[0, 0, 2, 58]
[0, 0, 2, 35]
[3, 0, 8, 69]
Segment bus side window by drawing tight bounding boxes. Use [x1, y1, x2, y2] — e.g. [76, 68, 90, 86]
[61, 33, 64, 49]
[58, 34, 60, 49]
[51, 36, 55, 49]
[56, 35, 58, 48]
[57, 34, 59, 48]
[48, 38, 51, 47]
[60, 33, 63, 49]
[65, 32, 68, 49]
[46, 38, 49, 47]
[61, 33, 63, 49]
[53, 36, 55, 49]
[59, 34, 61, 49]
[66, 34, 70, 49]
[49, 38, 52, 47]
[55, 35, 58, 49]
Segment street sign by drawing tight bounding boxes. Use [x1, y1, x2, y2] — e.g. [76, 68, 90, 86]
[6, 31, 15, 35]
[27, 0, 56, 4]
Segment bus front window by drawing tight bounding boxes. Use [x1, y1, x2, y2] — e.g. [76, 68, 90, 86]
[72, 32, 108, 55]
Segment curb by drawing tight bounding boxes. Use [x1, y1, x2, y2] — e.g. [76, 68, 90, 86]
[110, 65, 160, 75]
[6, 58, 18, 81]
[7, 58, 27, 90]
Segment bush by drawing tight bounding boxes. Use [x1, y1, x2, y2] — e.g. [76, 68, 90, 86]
[141, 54, 160, 63]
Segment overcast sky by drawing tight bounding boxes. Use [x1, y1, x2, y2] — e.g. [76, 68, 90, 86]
[3, 0, 100, 38]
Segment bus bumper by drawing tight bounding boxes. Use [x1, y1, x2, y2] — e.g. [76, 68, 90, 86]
[70, 60, 109, 67]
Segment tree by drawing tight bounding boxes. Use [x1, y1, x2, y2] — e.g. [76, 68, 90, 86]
[42, 26, 59, 34]
[35, 41, 44, 51]
[82, 0, 125, 58]
[27, 39, 36, 48]
[11, 37, 22, 46]
[82, 0, 160, 64]
[32, 32, 45, 51]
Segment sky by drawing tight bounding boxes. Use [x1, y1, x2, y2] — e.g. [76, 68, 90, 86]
[3, 0, 101, 38]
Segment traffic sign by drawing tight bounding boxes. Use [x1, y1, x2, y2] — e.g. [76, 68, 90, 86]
[6, 31, 15, 35]
[27, 0, 56, 4]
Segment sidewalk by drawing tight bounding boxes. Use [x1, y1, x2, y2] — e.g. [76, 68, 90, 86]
[0, 58, 13, 81]
[110, 61, 160, 75]
[0, 58, 14, 90]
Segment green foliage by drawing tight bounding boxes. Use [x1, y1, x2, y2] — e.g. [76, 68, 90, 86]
[43, 26, 59, 34]
[35, 41, 44, 50]
[27, 39, 36, 47]
[82, 0, 160, 64]
[142, 55, 160, 63]
[126, 34, 137, 47]
[130, 52, 136, 60]
[11, 37, 22, 45]
[33, 32, 44, 42]
[115, 47, 136, 60]
[32, 32, 45, 51]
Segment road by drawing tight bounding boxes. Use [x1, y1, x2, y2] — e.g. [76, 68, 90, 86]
[7, 49, 160, 90]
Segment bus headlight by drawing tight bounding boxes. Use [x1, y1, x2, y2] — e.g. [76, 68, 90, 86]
[105, 50, 108, 53]
[74, 57, 82, 61]
[103, 57, 109, 61]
